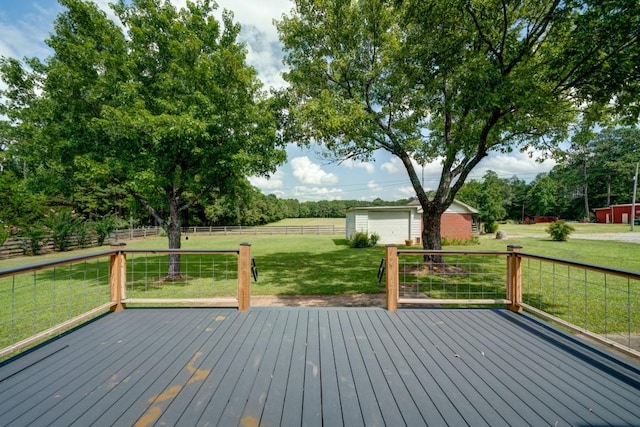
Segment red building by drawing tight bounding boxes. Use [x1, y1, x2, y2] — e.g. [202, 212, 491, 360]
[593, 204, 640, 224]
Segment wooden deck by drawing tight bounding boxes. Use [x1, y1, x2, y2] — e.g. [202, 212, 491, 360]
[1, 307, 639, 426]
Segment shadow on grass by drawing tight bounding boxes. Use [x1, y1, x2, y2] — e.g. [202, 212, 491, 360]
[254, 246, 386, 295]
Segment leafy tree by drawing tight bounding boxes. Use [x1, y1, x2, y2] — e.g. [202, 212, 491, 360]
[43, 209, 83, 252]
[277, 0, 640, 259]
[456, 180, 483, 210]
[478, 171, 508, 233]
[505, 177, 528, 222]
[93, 213, 121, 246]
[526, 174, 559, 217]
[587, 127, 640, 208]
[1, 0, 285, 276]
[550, 126, 640, 219]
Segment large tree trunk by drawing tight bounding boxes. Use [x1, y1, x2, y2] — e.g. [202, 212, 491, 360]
[130, 187, 183, 278]
[166, 191, 182, 278]
[583, 160, 589, 222]
[421, 207, 444, 264]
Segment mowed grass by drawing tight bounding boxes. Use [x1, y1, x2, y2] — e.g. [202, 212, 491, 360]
[124, 234, 387, 295]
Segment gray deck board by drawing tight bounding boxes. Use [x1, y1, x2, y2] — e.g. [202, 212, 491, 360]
[327, 310, 365, 426]
[62, 309, 222, 426]
[1, 307, 639, 427]
[317, 310, 343, 427]
[338, 310, 386, 426]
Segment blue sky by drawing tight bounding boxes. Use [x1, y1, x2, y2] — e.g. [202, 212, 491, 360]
[0, 0, 556, 201]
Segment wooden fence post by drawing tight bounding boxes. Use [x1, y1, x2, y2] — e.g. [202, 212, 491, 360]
[109, 243, 127, 312]
[238, 243, 251, 311]
[507, 245, 523, 313]
[386, 245, 399, 311]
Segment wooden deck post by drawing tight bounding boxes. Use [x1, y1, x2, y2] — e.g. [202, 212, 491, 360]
[238, 243, 251, 311]
[386, 245, 399, 311]
[109, 243, 127, 312]
[507, 245, 523, 313]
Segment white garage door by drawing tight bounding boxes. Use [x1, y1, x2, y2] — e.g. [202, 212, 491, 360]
[369, 211, 410, 244]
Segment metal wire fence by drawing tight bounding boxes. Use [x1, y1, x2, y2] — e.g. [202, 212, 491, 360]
[520, 254, 640, 351]
[397, 251, 509, 303]
[124, 251, 240, 301]
[0, 253, 112, 353]
[0, 247, 249, 359]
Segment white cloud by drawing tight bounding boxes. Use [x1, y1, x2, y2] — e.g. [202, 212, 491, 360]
[292, 186, 343, 201]
[380, 156, 429, 175]
[249, 169, 284, 191]
[380, 157, 403, 174]
[368, 181, 382, 191]
[471, 151, 555, 182]
[392, 186, 417, 199]
[291, 156, 339, 185]
[0, 5, 59, 60]
[342, 159, 375, 174]
[216, 0, 291, 90]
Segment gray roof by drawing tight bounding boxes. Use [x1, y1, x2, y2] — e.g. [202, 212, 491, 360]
[408, 198, 479, 213]
[0, 307, 638, 426]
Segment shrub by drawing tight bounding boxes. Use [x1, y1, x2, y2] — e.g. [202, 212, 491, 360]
[18, 225, 49, 255]
[348, 231, 382, 248]
[76, 223, 94, 248]
[484, 220, 499, 234]
[546, 221, 575, 241]
[43, 209, 83, 251]
[93, 214, 119, 246]
[350, 231, 372, 248]
[441, 236, 480, 246]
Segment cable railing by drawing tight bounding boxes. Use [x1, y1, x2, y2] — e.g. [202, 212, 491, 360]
[518, 253, 640, 354]
[0, 251, 113, 359]
[2, 242, 638, 360]
[0, 244, 252, 360]
[384, 245, 640, 358]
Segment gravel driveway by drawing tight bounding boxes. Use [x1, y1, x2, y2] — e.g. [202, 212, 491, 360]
[571, 232, 640, 244]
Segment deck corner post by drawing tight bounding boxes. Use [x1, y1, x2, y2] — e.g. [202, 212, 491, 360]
[238, 243, 251, 311]
[386, 245, 399, 311]
[507, 245, 523, 313]
[109, 243, 127, 311]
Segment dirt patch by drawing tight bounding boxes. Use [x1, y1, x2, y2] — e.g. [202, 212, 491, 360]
[403, 263, 468, 276]
[251, 293, 386, 307]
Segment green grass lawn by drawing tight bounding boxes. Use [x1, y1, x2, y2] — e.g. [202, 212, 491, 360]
[126, 235, 387, 295]
[475, 225, 640, 272]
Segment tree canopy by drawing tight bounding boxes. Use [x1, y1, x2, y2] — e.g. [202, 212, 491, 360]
[1, 0, 285, 274]
[277, 0, 640, 252]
